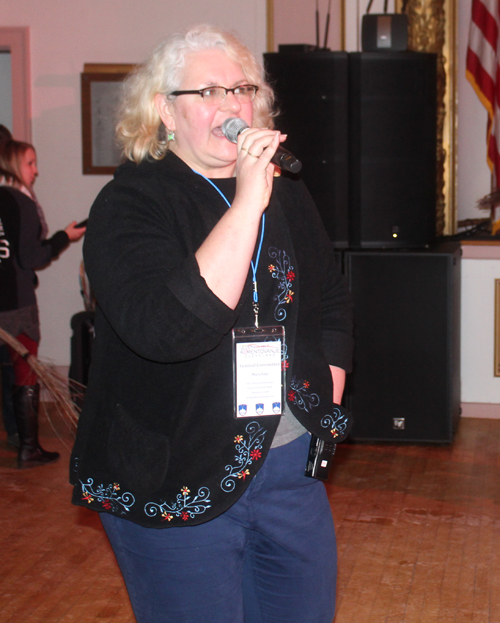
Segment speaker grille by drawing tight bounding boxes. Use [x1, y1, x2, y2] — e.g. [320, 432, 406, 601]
[344, 246, 461, 443]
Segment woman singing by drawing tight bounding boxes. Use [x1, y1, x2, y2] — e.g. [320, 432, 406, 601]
[70, 24, 353, 623]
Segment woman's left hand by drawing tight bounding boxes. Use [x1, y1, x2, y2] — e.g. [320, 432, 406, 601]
[64, 221, 86, 242]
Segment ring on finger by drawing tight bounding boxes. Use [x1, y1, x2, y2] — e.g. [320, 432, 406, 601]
[241, 146, 259, 158]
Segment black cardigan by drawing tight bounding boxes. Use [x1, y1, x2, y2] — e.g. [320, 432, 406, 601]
[70, 152, 353, 528]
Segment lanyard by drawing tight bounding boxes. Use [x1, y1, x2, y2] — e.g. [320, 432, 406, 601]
[193, 170, 265, 328]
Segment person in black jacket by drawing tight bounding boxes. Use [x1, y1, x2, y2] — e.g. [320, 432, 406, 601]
[0, 125, 16, 447]
[0, 139, 85, 468]
[70, 25, 353, 623]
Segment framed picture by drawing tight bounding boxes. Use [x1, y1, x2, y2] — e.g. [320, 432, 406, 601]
[81, 63, 135, 175]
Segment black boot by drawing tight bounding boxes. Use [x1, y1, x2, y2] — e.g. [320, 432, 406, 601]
[1, 345, 19, 448]
[14, 385, 60, 469]
[7, 433, 20, 449]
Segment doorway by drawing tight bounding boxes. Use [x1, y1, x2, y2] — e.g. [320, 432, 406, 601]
[0, 51, 13, 132]
[0, 27, 31, 143]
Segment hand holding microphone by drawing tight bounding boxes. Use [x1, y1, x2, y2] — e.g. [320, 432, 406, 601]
[222, 118, 302, 174]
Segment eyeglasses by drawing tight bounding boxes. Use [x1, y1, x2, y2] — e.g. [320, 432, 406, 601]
[169, 84, 259, 105]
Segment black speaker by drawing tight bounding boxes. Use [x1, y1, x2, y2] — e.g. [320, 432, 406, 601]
[264, 51, 349, 248]
[348, 52, 437, 248]
[361, 14, 408, 51]
[344, 244, 461, 443]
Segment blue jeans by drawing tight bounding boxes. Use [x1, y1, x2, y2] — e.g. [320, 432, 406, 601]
[100, 433, 337, 623]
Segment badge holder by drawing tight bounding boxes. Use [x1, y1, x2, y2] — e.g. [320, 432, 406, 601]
[232, 326, 285, 419]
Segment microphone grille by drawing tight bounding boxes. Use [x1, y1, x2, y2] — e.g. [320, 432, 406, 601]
[222, 117, 249, 143]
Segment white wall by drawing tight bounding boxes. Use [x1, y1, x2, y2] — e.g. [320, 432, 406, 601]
[461, 258, 500, 404]
[0, 0, 267, 365]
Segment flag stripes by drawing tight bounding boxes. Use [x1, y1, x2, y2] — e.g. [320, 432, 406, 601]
[467, 0, 500, 184]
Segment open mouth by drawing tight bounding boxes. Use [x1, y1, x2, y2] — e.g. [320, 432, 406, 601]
[212, 126, 226, 138]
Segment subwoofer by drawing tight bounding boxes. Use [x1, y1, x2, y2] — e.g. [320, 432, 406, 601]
[344, 244, 461, 443]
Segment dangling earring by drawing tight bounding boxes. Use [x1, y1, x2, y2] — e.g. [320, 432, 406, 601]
[167, 130, 175, 141]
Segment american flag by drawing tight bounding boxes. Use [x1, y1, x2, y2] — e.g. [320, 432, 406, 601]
[466, 0, 500, 186]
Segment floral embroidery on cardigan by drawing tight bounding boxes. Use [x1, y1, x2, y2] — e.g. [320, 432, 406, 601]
[321, 407, 350, 439]
[144, 487, 211, 522]
[287, 377, 320, 412]
[221, 421, 266, 492]
[282, 342, 289, 371]
[268, 247, 295, 321]
[80, 479, 135, 514]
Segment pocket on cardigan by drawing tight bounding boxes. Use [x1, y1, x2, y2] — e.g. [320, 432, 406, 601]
[107, 404, 170, 494]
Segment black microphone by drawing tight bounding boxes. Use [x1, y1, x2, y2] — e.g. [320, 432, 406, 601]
[222, 117, 302, 174]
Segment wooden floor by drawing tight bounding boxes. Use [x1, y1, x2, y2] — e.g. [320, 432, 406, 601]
[328, 418, 500, 623]
[0, 412, 498, 622]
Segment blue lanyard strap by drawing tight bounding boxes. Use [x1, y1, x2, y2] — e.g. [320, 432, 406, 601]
[193, 170, 265, 327]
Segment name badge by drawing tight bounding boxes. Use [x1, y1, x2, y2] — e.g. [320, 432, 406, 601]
[232, 326, 285, 418]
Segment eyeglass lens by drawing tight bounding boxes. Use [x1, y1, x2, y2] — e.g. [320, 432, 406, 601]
[203, 85, 257, 102]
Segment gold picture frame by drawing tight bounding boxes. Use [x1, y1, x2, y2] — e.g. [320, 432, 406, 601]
[81, 63, 135, 175]
[397, 0, 458, 236]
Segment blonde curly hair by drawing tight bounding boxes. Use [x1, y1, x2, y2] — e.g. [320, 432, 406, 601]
[116, 24, 276, 164]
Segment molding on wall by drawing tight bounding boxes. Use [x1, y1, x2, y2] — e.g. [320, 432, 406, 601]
[461, 403, 500, 419]
[461, 241, 500, 259]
